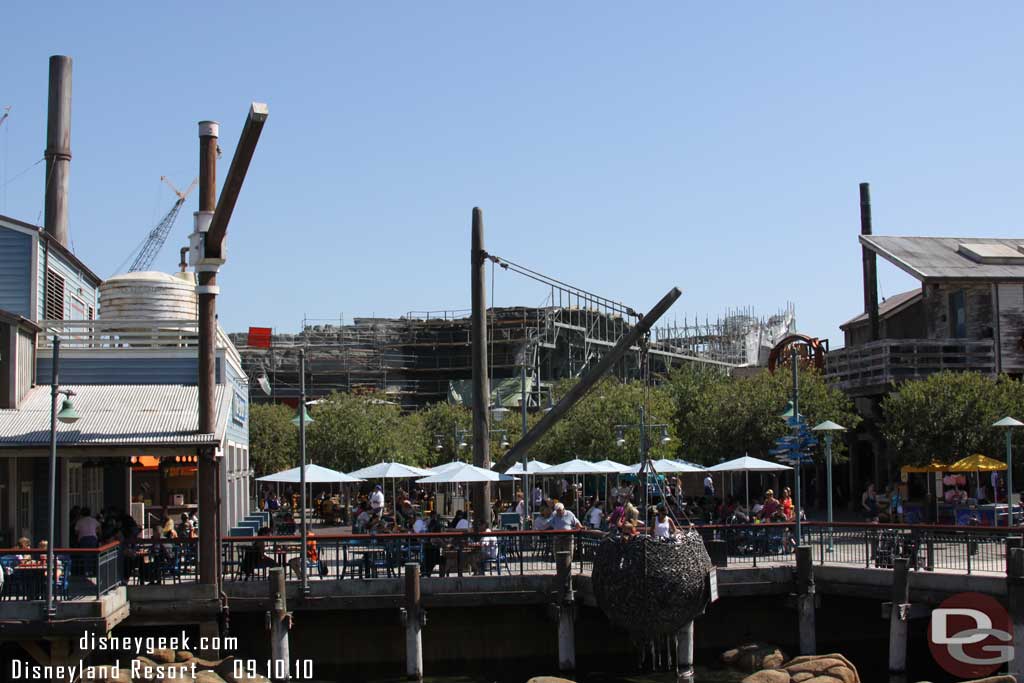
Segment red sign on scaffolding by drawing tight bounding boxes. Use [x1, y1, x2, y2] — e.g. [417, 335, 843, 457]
[248, 326, 272, 349]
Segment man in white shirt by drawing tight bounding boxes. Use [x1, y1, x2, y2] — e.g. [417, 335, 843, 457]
[75, 508, 102, 547]
[412, 513, 428, 534]
[369, 485, 385, 514]
[587, 501, 604, 529]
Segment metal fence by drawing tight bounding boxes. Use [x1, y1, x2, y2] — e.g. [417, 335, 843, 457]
[0, 542, 123, 601]
[691, 521, 1015, 575]
[804, 522, 1011, 574]
[220, 529, 588, 582]
[4, 523, 1012, 603]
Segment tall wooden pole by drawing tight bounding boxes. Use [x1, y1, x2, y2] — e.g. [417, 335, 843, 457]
[471, 207, 491, 523]
[859, 182, 879, 342]
[44, 56, 72, 248]
[197, 120, 220, 589]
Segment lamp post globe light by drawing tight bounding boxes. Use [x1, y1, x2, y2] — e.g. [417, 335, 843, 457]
[812, 420, 846, 552]
[993, 416, 1024, 527]
[48, 337, 81, 619]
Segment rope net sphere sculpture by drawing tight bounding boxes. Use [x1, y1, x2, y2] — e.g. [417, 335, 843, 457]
[592, 531, 713, 638]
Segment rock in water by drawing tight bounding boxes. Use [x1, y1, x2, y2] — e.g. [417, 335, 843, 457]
[592, 531, 712, 638]
[742, 653, 861, 683]
[722, 644, 789, 673]
[742, 671, 791, 683]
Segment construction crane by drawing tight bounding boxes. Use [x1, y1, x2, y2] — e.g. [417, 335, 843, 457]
[124, 176, 197, 272]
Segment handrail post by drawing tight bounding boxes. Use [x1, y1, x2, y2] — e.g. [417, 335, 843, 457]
[1008, 547, 1024, 679]
[967, 534, 973, 575]
[796, 545, 816, 655]
[888, 558, 910, 673]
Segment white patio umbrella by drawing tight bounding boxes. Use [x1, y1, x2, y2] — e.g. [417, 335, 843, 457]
[627, 458, 705, 474]
[504, 460, 552, 474]
[708, 455, 792, 513]
[592, 460, 631, 505]
[504, 461, 551, 519]
[257, 465, 363, 525]
[349, 461, 433, 513]
[417, 462, 518, 484]
[540, 459, 604, 517]
[428, 461, 468, 475]
[593, 460, 632, 474]
[257, 464, 364, 483]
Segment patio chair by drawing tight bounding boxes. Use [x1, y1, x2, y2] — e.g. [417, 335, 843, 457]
[481, 538, 512, 575]
[156, 544, 182, 584]
[55, 554, 71, 599]
[0, 556, 17, 599]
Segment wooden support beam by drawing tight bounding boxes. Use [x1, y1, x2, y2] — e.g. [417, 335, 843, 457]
[493, 286, 682, 474]
[204, 103, 269, 260]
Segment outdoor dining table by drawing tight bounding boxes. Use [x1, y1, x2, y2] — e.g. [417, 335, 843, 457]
[273, 544, 302, 568]
[11, 562, 47, 599]
[441, 543, 482, 576]
[352, 546, 388, 578]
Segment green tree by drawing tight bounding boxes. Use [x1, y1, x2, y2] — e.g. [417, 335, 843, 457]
[881, 371, 1024, 468]
[418, 401, 473, 466]
[528, 377, 677, 464]
[305, 392, 428, 472]
[669, 366, 861, 465]
[248, 403, 298, 477]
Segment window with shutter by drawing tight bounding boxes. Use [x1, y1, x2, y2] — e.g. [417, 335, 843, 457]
[45, 268, 65, 320]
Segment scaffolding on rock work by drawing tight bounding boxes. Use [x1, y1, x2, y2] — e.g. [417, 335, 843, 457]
[230, 260, 797, 410]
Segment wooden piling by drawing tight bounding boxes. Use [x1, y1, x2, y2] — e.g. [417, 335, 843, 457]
[1008, 547, 1024, 678]
[555, 550, 575, 671]
[676, 622, 694, 678]
[796, 545, 816, 655]
[405, 562, 423, 680]
[268, 567, 290, 682]
[888, 558, 910, 673]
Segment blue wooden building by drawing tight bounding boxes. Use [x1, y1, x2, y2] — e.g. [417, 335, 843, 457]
[0, 213, 251, 547]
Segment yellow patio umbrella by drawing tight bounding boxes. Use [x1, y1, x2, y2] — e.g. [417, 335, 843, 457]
[949, 454, 1007, 472]
[900, 460, 949, 473]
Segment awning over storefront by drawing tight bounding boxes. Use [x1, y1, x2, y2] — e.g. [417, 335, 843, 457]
[0, 384, 231, 456]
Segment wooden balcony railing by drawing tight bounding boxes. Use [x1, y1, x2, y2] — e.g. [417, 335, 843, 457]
[36, 319, 242, 370]
[826, 338, 995, 394]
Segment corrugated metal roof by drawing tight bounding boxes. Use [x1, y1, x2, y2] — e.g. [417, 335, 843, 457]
[861, 236, 1024, 282]
[841, 288, 922, 328]
[0, 384, 228, 447]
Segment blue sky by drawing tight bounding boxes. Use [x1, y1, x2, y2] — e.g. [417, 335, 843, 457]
[3, 2, 1022, 343]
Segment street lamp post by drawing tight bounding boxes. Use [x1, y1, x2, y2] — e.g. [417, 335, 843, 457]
[615, 405, 672, 523]
[291, 349, 313, 596]
[47, 337, 81, 619]
[521, 362, 529, 519]
[993, 417, 1023, 527]
[812, 420, 847, 552]
[784, 347, 803, 547]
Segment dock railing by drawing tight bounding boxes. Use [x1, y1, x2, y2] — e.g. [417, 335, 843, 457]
[5, 523, 1011, 602]
[695, 521, 1014, 575]
[0, 541, 122, 602]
